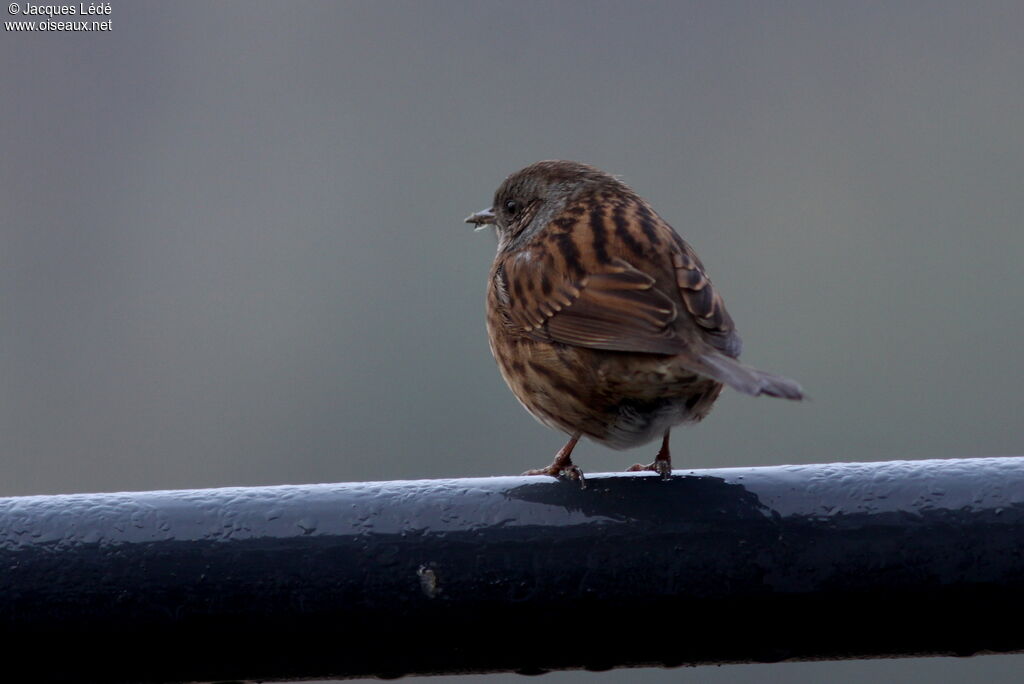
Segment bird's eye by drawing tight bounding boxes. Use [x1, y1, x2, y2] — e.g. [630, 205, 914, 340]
[504, 199, 519, 214]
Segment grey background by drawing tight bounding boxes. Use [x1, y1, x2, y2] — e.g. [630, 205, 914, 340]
[2, 1, 1022, 682]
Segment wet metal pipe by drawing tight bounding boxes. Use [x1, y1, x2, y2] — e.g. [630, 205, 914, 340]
[2, 457, 1023, 683]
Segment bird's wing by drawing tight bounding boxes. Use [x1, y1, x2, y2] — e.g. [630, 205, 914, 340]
[499, 223, 739, 357]
[666, 232, 740, 357]
[498, 240, 801, 399]
[500, 252, 683, 355]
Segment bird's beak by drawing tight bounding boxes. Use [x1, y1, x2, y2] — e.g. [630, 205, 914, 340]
[465, 207, 496, 231]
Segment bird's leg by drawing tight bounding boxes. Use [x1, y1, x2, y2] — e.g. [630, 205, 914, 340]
[523, 433, 585, 486]
[627, 430, 673, 480]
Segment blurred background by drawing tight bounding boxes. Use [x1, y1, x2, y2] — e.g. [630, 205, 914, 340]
[2, 1, 1022, 682]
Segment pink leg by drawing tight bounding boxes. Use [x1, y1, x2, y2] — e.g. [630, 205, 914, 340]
[627, 430, 672, 480]
[523, 434, 585, 486]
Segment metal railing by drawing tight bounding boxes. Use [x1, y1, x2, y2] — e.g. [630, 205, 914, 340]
[2, 456, 1022, 683]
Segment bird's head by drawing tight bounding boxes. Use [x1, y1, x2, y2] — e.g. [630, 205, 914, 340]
[465, 160, 628, 251]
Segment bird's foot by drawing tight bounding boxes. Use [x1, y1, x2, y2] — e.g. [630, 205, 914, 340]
[522, 463, 586, 488]
[627, 459, 672, 481]
[628, 431, 673, 480]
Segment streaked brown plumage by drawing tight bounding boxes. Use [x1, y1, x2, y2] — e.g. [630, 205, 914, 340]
[466, 160, 802, 483]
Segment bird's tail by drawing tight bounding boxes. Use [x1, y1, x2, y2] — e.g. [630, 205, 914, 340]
[693, 352, 804, 400]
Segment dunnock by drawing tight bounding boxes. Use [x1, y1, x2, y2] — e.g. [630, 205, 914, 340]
[467, 160, 802, 483]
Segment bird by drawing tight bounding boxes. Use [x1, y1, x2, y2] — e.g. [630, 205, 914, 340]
[466, 160, 802, 483]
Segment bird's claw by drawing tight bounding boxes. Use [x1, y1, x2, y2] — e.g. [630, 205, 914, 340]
[522, 464, 586, 488]
[627, 460, 672, 481]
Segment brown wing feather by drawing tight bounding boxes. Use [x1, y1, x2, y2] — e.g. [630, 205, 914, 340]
[667, 232, 740, 357]
[503, 252, 684, 355]
[500, 200, 740, 358]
